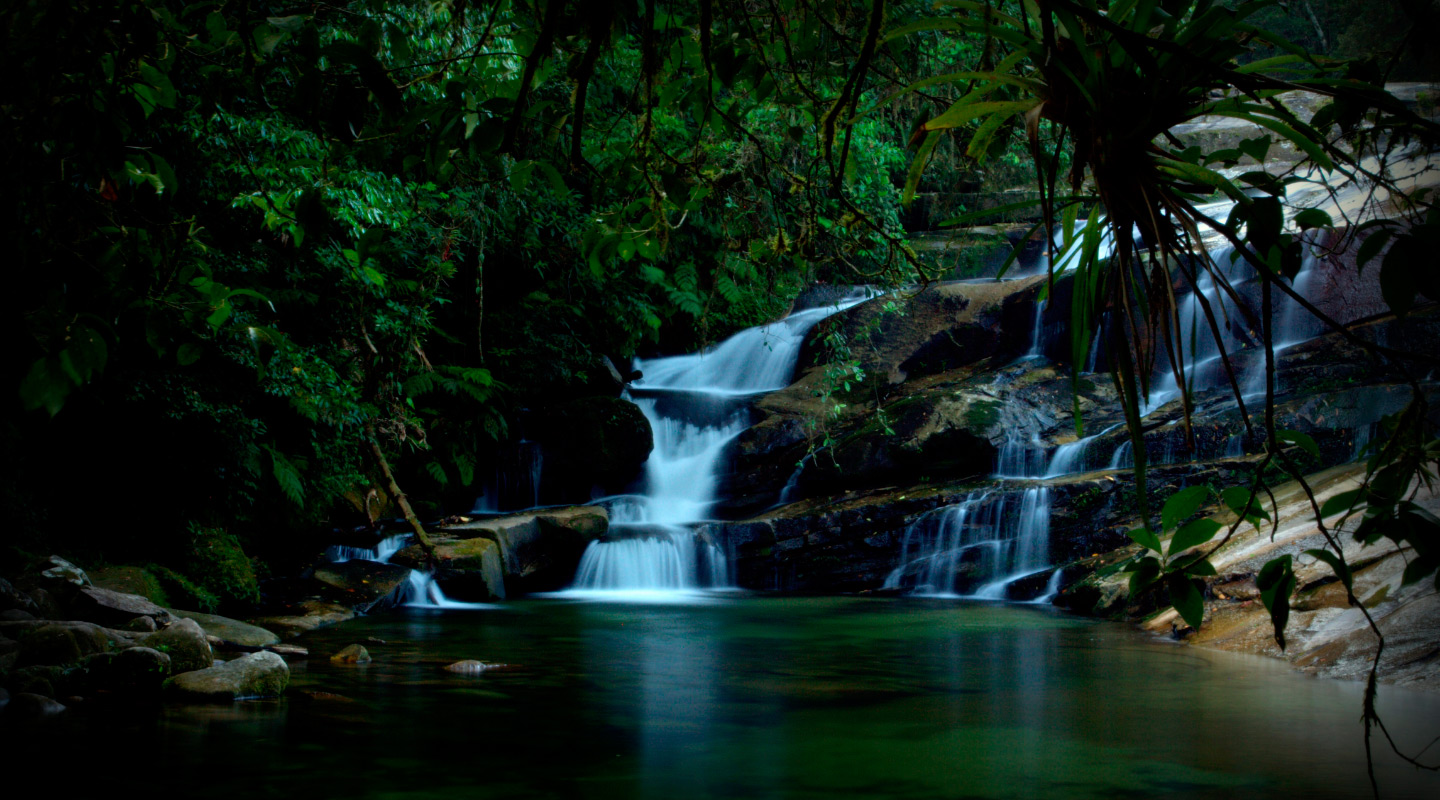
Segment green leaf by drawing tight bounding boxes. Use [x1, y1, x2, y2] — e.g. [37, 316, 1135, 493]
[1319, 488, 1364, 518]
[1220, 486, 1269, 521]
[1162, 486, 1210, 532]
[1168, 518, 1222, 557]
[1127, 555, 1162, 597]
[1303, 549, 1353, 593]
[1355, 229, 1392, 273]
[1401, 553, 1439, 587]
[1167, 572, 1205, 630]
[923, 99, 1038, 132]
[1237, 134, 1272, 163]
[1257, 555, 1297, 650]
[267, 447, 305, 506]
[1293, 208, 1332, 231]
[19, 357, 72, 416]
[1127, 526, 1163, 553]
[1275, 429, 1320, 460]
[425, 461, 449, 486]
[177, 342, 203, 366]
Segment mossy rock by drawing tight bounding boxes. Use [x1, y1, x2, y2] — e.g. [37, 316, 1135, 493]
[88, 566, 170, 607]
[146, 563, 220, 614]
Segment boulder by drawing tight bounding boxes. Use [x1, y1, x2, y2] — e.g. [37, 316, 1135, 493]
[39, 556, 89, 589]
[0, 578, 38, 616]
[532, 396, 654, 497]
[330, 644, 371, 665]
[105, 647, 172, 692]
[164, 651, 289, 702]
[168, 610, 280, 647]
[311, 560, 412, 611]
[140, 618, 213, 673]
[4, 692, 65, 721]
[17, 621, 112, 667]
[393, 537, 505, 601]
[248, 600, 355, 638]
[0, 609, 35, 622]
[7, 665, 64, 698]
[70, 585, 174, 629]
[401, 505, 608, 595]
[87, 566, 170, 605]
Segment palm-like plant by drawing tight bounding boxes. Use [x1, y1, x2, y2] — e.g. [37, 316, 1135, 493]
[885, 0, 1438, 782]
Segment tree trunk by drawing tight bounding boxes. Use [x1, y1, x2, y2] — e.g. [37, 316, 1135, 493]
[366, 422, 436, 558]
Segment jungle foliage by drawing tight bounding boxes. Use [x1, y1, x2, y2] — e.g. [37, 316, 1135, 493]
[2, 0, 1024, 571]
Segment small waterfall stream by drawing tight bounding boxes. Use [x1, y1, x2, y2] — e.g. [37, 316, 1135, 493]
[325, 533, 492, 609]
[566, 290, 873, 597]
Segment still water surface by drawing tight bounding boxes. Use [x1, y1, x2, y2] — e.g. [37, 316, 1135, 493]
[30, 597, 1440, 798]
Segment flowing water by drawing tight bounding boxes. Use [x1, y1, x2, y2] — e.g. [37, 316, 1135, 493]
[567, 290, 872, 596]
[20, 597, 1439, 800]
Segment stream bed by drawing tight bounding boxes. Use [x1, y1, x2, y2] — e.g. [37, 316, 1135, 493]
[14, 597, 1440, 799]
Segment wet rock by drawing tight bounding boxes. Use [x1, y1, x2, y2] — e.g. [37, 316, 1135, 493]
[444, 660, 503, 674]
[248, 600, 354, 638]
[0, 609, 35, 622]
[266, 643, 308, 658]
[87, 566, 169, 605]
[533, 396, 654, 497]
[25, 588, 64, 620]
[8, 665, 63, 698]
[311, 560, 411, 612]
[105, 647, 172, 692]
[0, 579, 38, 616]
[168, 610, 280, 647]
[17, 621, 112, 667]
[123, 616, 158, 633]
[39, 556, 89, 589]
[330, 644, 371, 664]
[140, 618, 213, 673]
[70, 585, 174, 629]
[4, 692, 65, 721]
[412, 505, 607, 596]
[164, 651, 289, 702]
[394, 537, 504, 601]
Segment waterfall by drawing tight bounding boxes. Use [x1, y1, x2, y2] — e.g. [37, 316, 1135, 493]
[883, 488, 1053, 600]
[325, 533, 410, 565]
[567, 289, 873, 596]
[324, 533, 492, 610]
[1025, 298, 1047, 359]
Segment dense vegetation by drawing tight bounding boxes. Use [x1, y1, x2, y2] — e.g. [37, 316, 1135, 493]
[3, 0, 980, 575]
[3, 0, 1437, 680]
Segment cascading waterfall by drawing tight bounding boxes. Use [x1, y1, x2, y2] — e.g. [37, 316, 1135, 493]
[883, 488, 1053, 600]
[567, 289, 874, 596]
[324, 533, 492, 610]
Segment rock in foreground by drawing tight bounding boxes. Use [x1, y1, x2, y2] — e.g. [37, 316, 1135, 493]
[164, 651, 289, 702]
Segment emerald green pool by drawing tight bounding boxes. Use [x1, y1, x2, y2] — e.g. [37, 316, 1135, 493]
[26, 597, 1440, 798]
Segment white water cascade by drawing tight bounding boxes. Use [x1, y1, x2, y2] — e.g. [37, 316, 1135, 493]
[883, 488, 1055, 600]
[325, 533, 493, 610]
[566, 290, 874, 597]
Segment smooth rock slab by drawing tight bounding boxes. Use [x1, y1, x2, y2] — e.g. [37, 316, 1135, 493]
[311, 560, 411, 611]
[169, 610, 280, 647]
[249, 600, 355, 638]
[165, 651, 289, 702]
[71, 586, 173, 628]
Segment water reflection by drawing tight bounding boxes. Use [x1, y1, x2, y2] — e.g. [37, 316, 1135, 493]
[8, 598, 1438, 800]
